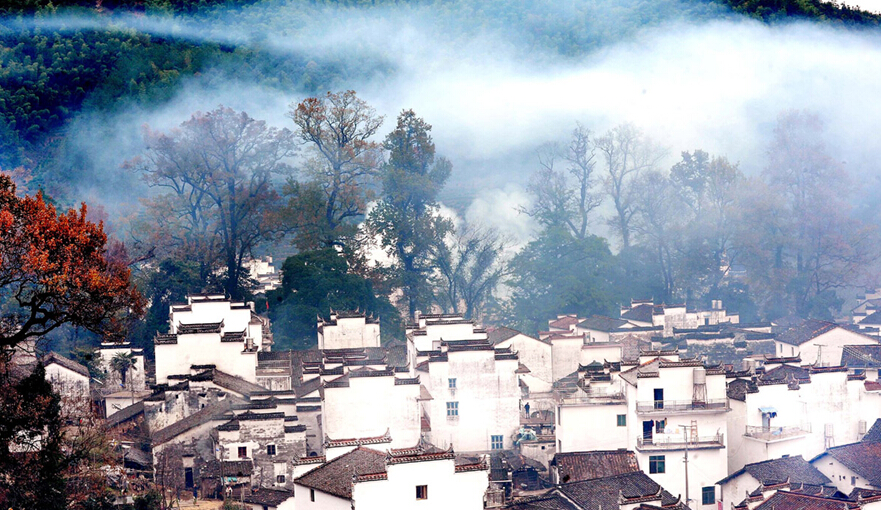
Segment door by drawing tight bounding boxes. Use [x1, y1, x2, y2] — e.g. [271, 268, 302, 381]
[643, 420, 654, 442]
[654, 388, 664, 409]
[184, 467, 194, 489]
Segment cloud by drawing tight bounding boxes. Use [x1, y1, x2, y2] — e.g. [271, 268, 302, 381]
[30, 2, 881, 230]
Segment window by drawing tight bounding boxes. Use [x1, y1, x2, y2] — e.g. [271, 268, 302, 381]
[653, 388, 664, 409]
[649, 455, 665, 474]
[617, 415, 627, 427]
[276, 475, 286, 484]
[237, 446, 247, 459]
[267, 444, 276, 456]
[852, 476, 857, 486]
[448, 378, 457, 389]
[310, 489, 315, 502]
[655, 419, 666, 434]
[446, 401, 459, 416]
[702, 487, 715, 505]
[491, 435, 503, 450]
[416, 485, 428, 500]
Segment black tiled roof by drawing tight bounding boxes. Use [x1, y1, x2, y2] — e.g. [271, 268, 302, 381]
[558, 471, 683, 510]
[551, 451, 639, 484]
[295, 446, 387, 499]
[718, 455, 831, 486]
[818, 441, 881, 487]
[776, 320, 837, 346]
[578, 315, 631, 332]
[841, 345, 881, 369]
[242, 488, 293, 506]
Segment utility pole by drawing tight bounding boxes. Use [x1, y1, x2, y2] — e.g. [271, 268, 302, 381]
[680, 425, 690, 508]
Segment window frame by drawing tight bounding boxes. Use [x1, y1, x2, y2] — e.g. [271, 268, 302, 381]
[267, 444, 277, 456]
[276, 474, 286, 484]
[446, 401, 459, 416]
[491, 435, 503, 450]
[649, 455, 665, 474]
[702, 486, 715, 505]
[448, 378, 457, 389]
[416, 485, 428, 500]
[617, 414, 627, 427]
[237, 446, 247, 459]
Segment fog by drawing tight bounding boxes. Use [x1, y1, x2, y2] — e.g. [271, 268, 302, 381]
[30, 1, 881, 245]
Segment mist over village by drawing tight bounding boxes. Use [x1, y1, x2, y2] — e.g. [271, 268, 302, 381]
[8, 1, 881, 509]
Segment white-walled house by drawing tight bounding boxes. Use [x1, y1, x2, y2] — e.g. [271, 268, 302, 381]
[811, 430, 881, 492]
[322, 368, 422, 450]
[619, 352, 729, 510]
[318, 311, 381, 350]
[43, 352, 91, 417]
[491, 327, 553, 385]
[155, 294, 268, 384]
[407, 313, 488, 352]
[774, 320, 878, 366]
[420, 342, 520, 453]
[620, 299, 739, 336]
[555, 363, 628, 453]
[293, 445, 489, 510]
[716, 455, 832, 510]
[724, 362, 881, 473]
[574, 316, 636, 343]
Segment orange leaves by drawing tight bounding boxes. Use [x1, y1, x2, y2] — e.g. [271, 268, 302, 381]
[0, 172, 143, 348]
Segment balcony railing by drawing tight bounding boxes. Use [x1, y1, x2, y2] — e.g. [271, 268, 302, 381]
[636, 399, 728, 413]
[636, 433, 725, 450]
[744, 425, 810, 441]
[560, 392, 625, 406]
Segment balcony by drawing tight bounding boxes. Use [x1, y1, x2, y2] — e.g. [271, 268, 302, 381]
[636, 433, 725, 451]
[744, 425, 810, 442]
[636, 399, 729, 414]
[559, 392, 625, 406]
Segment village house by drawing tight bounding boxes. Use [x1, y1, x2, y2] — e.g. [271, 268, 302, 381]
[716, 455, 833, 509]
[620, 299, 739, 336]
[725, 359, 881, 472]
[318, 311, 381, 350]
[555, 362, 628, 453]
[503, 470, 687, 510]
[490, 326, 553, 388]
[618, 350, 729, 510]
[155, 294, 271, 385]
[418, 339, 520, 452]
[811, 421, 881, 492]
[773, 319, 878, 366]
[292, 445, 489, 509]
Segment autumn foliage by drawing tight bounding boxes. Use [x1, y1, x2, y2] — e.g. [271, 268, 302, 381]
[0, 173, 144, 349]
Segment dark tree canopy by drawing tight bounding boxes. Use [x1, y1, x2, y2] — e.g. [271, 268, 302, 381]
[267, 249, 402, 350]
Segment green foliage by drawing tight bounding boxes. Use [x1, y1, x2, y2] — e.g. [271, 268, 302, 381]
[129, 259, 205, 355]
[267, 249, 402, 349]
[505, 228, 619, 335]
[720, 0, 881, 23]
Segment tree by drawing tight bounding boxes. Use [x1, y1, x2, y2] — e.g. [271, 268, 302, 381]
[286, 91, 384, 250]
[522, 123, 602, 239]
[134, 106, 295, 300]
[367, 110, 452, 318]
[434, 224, 509, 321]
[266, 249, 402, 349]
[595, 123, 665, 248]
[505, 227, 619, 335]
[110, 352, 136, 388]
[737, 110, 880, 318]
[0, 174, 143, 350]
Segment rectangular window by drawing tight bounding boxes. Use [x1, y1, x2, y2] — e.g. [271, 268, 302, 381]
[446, 401, 458, 416]
[852, 476, 857, 486]
[649, 455, 665, 474]
[416, 485, 428, 500]
[276, 475, 286, 484]
[310, 489, 315, 502]
[617, 415, 627, 427]
[491, 435, 503, 450]
[653, 388, 664, 409]
[448, 378, 457, 389]
[702, 487, 715, 505]
[237, 446, 247, 459]
[267, 444, 276, 456]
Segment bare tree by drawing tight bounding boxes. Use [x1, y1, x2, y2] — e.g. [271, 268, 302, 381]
[134, 106, 295, 299]
[521, 123, 602, 239]
[434, 224, 509, 321]
[595, 123, 665, 248]
[287, 90, 384, 250]
[154, 444, 185, 510]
